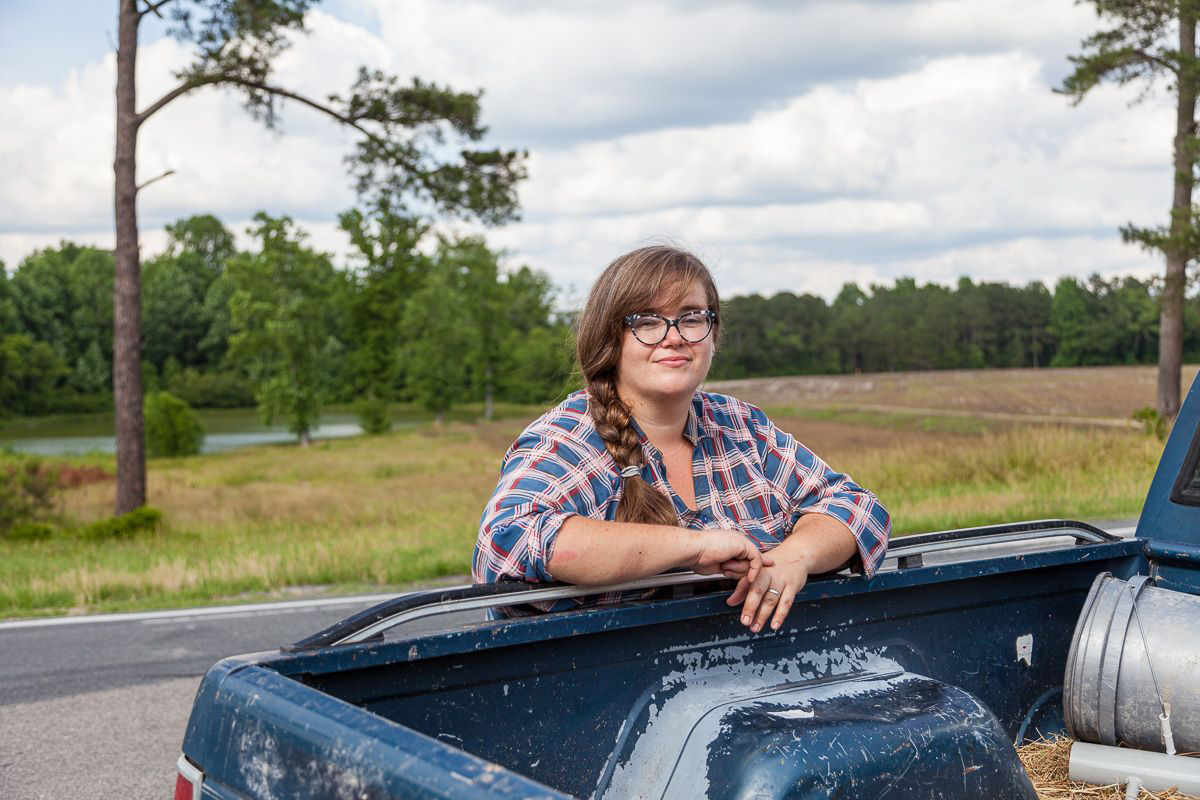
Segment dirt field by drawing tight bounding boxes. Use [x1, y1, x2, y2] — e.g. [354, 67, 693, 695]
[707, 365, 1200, 421]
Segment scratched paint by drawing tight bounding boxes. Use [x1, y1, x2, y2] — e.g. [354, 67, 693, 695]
[595, 644, 905, 799]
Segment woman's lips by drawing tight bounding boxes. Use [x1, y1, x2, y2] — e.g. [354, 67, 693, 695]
[655, 356, 691, 367]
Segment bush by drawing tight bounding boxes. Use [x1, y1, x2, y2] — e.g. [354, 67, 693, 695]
[78, 506, 163, 540]
[145, 391, 205, 457]
[0, 459, 59, 536]
[6, 521, 55, 541]
[355, 393, 393, 435]
[1132, 406, 1167, 441]
[167, 368, 255, 408]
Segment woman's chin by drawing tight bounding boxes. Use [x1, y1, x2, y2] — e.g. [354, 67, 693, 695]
[646, 373, 705, 399]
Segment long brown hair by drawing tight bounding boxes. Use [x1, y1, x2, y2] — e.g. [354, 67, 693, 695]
[575, 245, 720, 526]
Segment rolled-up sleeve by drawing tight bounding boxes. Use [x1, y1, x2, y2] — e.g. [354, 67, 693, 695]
[474, 429, 611, 584]
[748, 407, 891, 578]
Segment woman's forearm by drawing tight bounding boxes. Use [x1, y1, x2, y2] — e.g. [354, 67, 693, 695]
[774, 513, 858, 574]
[547, 515, 699, 585]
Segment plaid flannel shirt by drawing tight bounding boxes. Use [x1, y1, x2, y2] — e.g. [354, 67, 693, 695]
[473, 390, 890, 615]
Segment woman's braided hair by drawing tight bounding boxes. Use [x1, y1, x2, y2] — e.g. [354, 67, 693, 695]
[575, 245, 720, 526]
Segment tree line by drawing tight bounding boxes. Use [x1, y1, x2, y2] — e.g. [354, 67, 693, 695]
[4, 211, 1196, 430]
[708, 273, 1191, 379]
[0, 209, 572, 439]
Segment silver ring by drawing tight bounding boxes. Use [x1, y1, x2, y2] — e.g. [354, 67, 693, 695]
[765, 588, 781, 597]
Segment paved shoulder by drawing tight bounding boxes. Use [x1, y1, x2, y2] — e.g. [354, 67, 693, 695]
[0, 675, 201, 800]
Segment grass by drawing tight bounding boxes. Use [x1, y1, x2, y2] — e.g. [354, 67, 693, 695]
[0, 402, 1168, 618]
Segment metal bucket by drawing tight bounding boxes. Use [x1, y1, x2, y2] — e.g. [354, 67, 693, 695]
[1064, 572, 1200, 753]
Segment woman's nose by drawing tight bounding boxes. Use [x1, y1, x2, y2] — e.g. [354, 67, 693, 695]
[660, 323, 687, 346]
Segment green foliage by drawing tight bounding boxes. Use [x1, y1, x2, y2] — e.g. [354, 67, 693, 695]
[395, 237, 572, 419]
[1132, 405, 1169, 440]
[166, 368, 255, 408]
[77, 507, 163, 541]
[145, 392, 205, 457]
[0, 262, 18, 336]
[6, 244, 113, 389]
[1049, 275, 1159, 366]
[354, 393, 393, 435]
[710, 277, 1057, 378]
[340, 200, 429, 403]
[227, 214, 347, 443]
[438, 238, 572, 412]
[0, 459, 59, 536]
[401, 263, 474, 417]
[6, 521, 55, 542]
[0, 334, 70, 416]
[142, 215, 239, 374]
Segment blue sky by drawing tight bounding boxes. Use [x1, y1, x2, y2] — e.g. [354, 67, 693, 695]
[0, 0, 1170, 302]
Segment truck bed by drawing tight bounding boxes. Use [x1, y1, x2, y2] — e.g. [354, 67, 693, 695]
[182, 525, 1142, 799]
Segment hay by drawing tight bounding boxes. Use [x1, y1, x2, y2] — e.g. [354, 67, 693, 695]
[1018, 736, 1199, 799]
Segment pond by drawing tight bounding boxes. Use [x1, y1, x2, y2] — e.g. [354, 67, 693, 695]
[0, 409, 378, 456]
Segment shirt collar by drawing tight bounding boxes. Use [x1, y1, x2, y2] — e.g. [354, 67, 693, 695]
[684, 392, 703, 445]
[627, 392, 706, 447]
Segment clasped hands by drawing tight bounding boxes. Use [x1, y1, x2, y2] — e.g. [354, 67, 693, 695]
[689, 529, 810, 633]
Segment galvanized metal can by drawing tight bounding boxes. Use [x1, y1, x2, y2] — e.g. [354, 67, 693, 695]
[1064, 572, 1200, 753]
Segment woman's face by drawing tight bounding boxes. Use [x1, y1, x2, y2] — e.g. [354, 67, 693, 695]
[615, 283, 715, 405]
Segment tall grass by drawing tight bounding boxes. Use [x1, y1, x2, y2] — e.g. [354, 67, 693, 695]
[845, 426, 1162, 534]
[0, 414, 1165, 616]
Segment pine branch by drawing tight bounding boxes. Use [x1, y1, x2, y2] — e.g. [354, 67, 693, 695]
[136, 73, 437, 197]
[138, 75, 367, 135]
[138, 0, 175, 20]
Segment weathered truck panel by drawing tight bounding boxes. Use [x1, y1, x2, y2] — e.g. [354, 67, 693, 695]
[177, 377, 1200, 799]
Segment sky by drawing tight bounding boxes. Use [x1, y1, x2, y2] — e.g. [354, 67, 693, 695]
[0, 0, 1176, 304]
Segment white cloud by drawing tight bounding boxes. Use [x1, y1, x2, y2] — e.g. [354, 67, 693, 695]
[0, 0, 1179, 306]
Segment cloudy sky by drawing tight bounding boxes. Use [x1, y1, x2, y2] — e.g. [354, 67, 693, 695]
[0, 0, 1175, 303]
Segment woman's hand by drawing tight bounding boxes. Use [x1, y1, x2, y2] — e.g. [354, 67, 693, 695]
[688, 530, 772, 586]
[726, 555, 811, 633]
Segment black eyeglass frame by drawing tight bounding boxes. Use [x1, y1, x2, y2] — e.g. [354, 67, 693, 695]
[622, 309, 717, 346]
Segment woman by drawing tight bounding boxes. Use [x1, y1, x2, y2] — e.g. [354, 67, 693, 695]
[474, 245, 890, 631]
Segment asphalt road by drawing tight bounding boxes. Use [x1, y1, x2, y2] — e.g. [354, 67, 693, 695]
[0, 521, 1138, 799]
[0, 589, 482, 799]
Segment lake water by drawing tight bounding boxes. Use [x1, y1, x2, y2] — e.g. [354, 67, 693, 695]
[0, 409, 371, 456]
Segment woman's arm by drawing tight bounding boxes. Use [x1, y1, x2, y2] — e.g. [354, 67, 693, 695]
[474, 409, 771, 589]
[548, 515, 769, 586]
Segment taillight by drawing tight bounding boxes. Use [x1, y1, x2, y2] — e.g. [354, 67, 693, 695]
[174, 754, 202, 800]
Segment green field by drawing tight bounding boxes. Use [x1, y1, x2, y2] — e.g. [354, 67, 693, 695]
[0, 392, 1166, 618]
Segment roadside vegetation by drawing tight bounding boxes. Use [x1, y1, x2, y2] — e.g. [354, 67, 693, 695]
[0, 402, 1165, 618]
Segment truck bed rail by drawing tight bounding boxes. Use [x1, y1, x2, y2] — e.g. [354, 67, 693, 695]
[286, 519, 1116, 650]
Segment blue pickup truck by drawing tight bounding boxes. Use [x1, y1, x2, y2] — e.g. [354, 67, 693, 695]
[173, 381, 1200, 799]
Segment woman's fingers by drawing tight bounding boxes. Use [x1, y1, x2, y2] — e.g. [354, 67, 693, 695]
[752, 580, 786, 632]
[770, 584, 796, 631]
[726, 574, 751, 606]
[739, 570, 773, 627]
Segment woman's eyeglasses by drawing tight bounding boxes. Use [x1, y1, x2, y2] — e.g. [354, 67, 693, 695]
[623, 309, 716, 346]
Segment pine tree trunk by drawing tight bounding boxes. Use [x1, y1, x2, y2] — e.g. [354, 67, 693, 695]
[1160, 8, 1199, 425]
[113, 0, 146, 513]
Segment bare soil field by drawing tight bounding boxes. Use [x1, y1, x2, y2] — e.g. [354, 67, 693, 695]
[707, 365, 1200, 421]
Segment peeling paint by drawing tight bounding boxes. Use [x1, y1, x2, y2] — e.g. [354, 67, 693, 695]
[595, 645, 904, 799]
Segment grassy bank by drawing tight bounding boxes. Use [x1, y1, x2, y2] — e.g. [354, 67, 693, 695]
[0, 407, 1165, 617]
